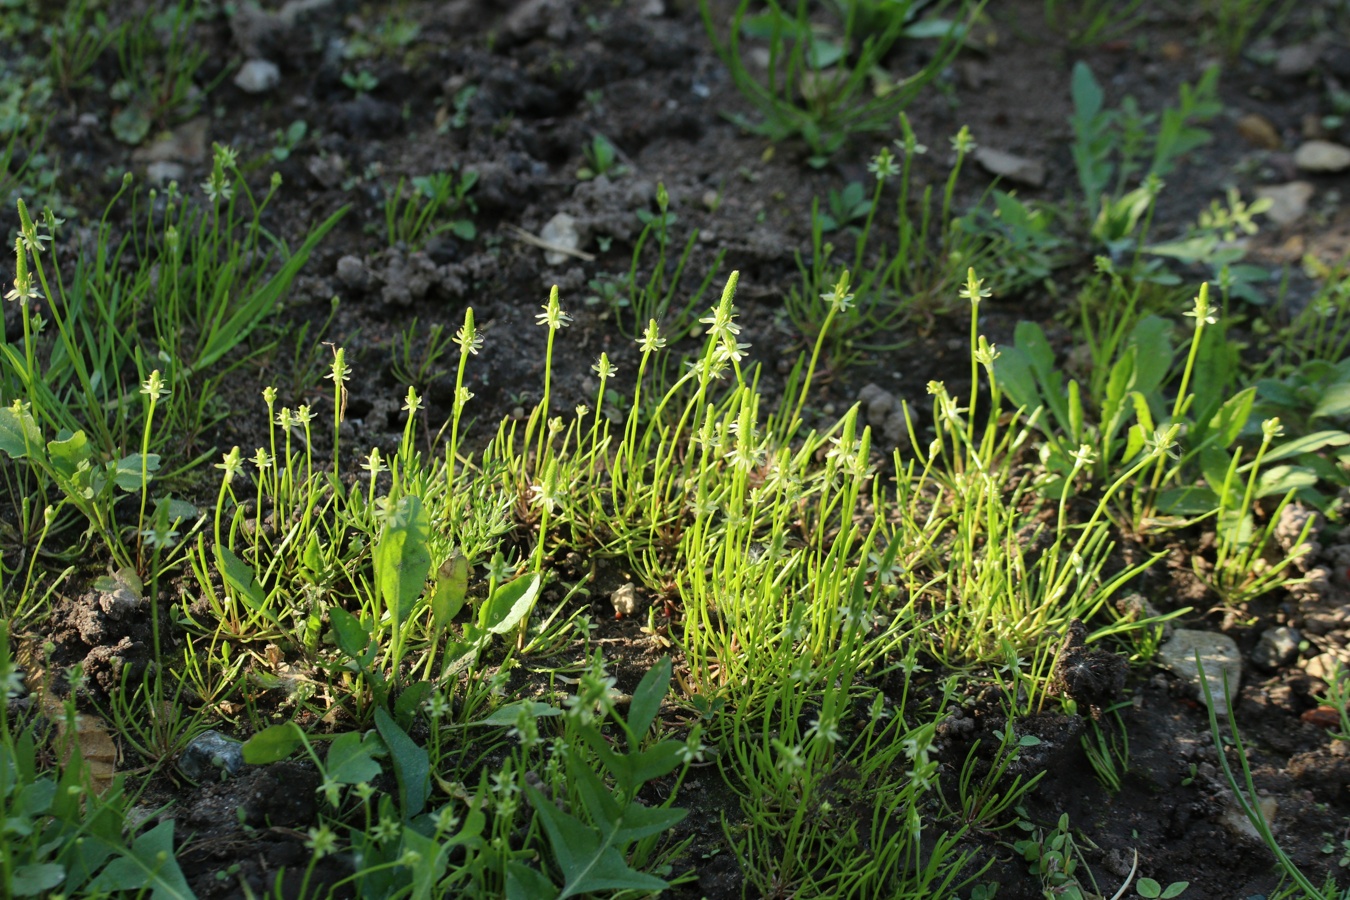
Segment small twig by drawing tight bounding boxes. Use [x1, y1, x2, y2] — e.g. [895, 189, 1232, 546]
[506, 224, 596, 262]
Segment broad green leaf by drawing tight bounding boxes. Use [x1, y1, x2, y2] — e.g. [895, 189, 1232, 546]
[404, 825, 452, 900]
[480, 572, 541, 635]
[217, 546, 267, 610]
[1128, 315, 1171, 396]
[46, 430, 91, 478]
[86, 820, 193, 900]
[992, 345, 1041, 412]
[12, 863, 65, 896]
[1263, 430, 1350, 464]
[242, 722, 304, 764]
[506, 861, 560, 900]
[375, 494, 432, 628]
[1198, 445, 1238, 501]
[395, 681, 434, 729]
[326, 731, 383, 785]
[571, 758, 684, 844]
[1314, 382, 1350, 420]
[112, 453, 160, 492]
[903, 18, 959, 38]
[300, 530, 323, 575]
[439, 638, 483, 678]
[0, 403, 42, 458]
[376, 706, 429, 819]
[469, 700, 562, 727]
[1204, 386, 1256, 449]
[1156, 486, 1220, 516]
[1256, 465, 1318, 498]
[431, 551, 470, 629]
[626, 658, 672, 749]
[329, 606, 372, 661]
[629, 742, 685, 786]
[1070, 61, 1103, 124]
[155, 496, 197, 523]
[524, 785, 669, 900]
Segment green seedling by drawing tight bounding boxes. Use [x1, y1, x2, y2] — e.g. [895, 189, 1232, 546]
[786, 120, 996, 370]
[270, 119, 308, 162]
[818, 179, 870, 232]
[1044, 0, 1147, 47]
[702, 0, 978, 163]
[1200, 657, 1336, 898]
[111, 0, 219, 144]
[390, 317, 454, 393]
[384, 170, 478, 248]
[45, 0, 116, 93]
[1070, 61, 1221, 250]
[1202, 0, 1296, 61]
[0, 622, 194, 897]
[576, 132, 627, 181]
[342, 69, 379, 95]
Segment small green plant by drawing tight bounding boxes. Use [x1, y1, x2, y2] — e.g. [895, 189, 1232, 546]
[110, 0, 219, 144]
[0, 621, 194, 896]
[818, 179, 870, 232]
[269, 119, 308, 162]
[701, 0, 977, 163]
[344, 15, 421, 60]
[786, 121, 997, 368]
[1202, 0, 1296, 61]
[576, 132, 628, 181]
[1069, 61, 1221, 252]
[1044, 0, 1148, 47]
[44, 0, 117, 93]
[390, 317, 454, 393]
[0, 156, 346, 576]
[1081, 704, 1130, 794]
[1201, 657, 1340, 898]
[341, 69, 380, 95]
[439, 83, 478, 133]
[383, 170, 478, 248]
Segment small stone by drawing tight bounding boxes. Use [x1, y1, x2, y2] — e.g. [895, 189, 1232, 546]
[1157, 629, 1242, 716]
[334, 255, 371, 293]
[611, 583, 643, 619]
[1255, 182, 1314, 226]
[1305, 652, 1342, 682]
[1274, 501, 1322, 569]
[857, 383, 906, 449]
[306, 153, 347, 189]
[1218, 792, 1277, 842]
[145, 161, 186, 186]
[234, 59, 281, 94]
[539, 212, 580, 266]
[97, 586, 141, 618]
[1236, 113, 1281, 150]
[132, 117, 210, 165]
[178, 730, 245, 782]
[1275, 43, 1320, 78]
[973, 146, 1046, 188]
[1251, 626, 1300, 671]
[1294, 140, 1350, 173]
